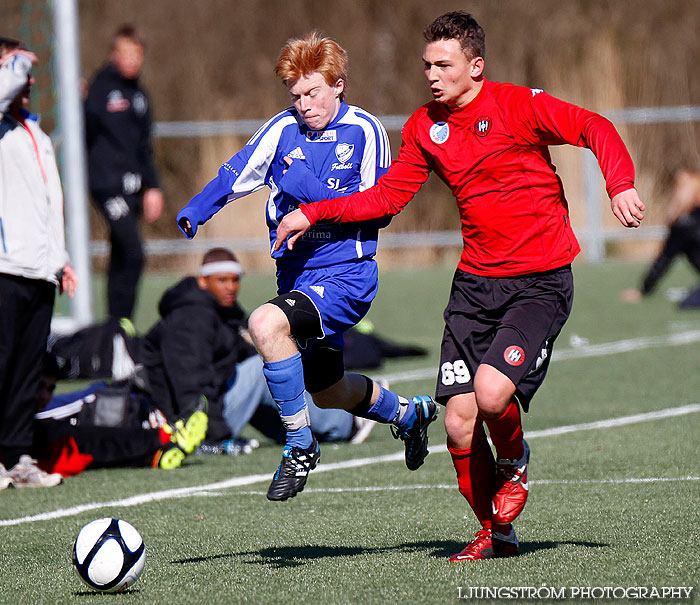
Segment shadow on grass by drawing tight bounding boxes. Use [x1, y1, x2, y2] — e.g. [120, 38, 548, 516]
[74, 589, 141, 596]
[171, 539, 608, 568]
[171, 552, 237, 564]
[519, 540, 609, 556]
[415, 539, 608, 559]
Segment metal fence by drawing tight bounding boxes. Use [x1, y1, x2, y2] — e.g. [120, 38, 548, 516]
[121, 105, 700, 261]
[580, 105, 700, 261]
[51, 0, 699, 328]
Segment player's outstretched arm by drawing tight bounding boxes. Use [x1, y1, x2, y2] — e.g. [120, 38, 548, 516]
[611, 188, 645, 228]
[274, 209, 311, 251]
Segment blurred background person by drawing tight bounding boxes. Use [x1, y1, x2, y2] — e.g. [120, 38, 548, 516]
[0, 36, 76, 488]
[141, 247, 249, 450]
[621, 169, 700, 308]
[85, 23, 163, 321]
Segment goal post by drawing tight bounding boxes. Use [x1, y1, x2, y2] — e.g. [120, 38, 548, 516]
[51, 0, 94, 331]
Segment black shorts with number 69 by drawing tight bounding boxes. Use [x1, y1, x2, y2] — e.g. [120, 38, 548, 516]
[435, 265, 574, 411]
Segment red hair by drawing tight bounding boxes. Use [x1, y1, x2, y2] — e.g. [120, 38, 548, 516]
[275, 31, 347, 92]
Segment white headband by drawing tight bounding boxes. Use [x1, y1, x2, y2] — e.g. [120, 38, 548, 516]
[199, 261, 244, 277]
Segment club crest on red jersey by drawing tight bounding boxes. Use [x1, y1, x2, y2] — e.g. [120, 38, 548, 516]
[504, 345, 525, 366]
[474, 117, 492, 137]
[429, 121, 450, 144]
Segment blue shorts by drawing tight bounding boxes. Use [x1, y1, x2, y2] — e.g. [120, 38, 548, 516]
[275, 259, 378, 351]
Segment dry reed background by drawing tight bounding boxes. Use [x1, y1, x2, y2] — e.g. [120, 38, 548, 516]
[5, 0, 700, 269]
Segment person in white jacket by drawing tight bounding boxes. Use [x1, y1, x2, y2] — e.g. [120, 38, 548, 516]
[0, 37, 77, 488]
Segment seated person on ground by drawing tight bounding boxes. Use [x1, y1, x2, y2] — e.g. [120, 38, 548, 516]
[39, 247, 375, 475]
[142, 247, 369, 452]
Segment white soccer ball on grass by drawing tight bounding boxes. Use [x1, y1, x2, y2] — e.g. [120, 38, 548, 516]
[72, 517, 145, 592]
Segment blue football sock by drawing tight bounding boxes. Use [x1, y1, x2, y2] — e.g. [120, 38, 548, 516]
[263, 353, 313, 449]
[395, 398, 416, 432]
[365, 385, 412, 427]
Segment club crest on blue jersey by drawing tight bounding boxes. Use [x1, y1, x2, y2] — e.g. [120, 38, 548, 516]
[474, 117, 492, 137]
[429, 121, 450, 144]
[335, 143, 354, 163]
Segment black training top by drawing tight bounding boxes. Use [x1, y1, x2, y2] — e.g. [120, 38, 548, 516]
[84, 63, 159, 195]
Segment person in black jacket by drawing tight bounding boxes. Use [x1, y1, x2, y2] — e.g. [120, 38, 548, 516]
[143, 248, 253, 443]
[622, 169, 700, 308]
[85, 24, 163, 320]
[143, 247, 361, 450]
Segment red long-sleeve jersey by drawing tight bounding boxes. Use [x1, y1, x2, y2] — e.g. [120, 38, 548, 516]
[300, 79, 635, 276]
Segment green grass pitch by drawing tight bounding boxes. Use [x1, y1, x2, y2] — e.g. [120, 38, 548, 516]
[3, 259, 700, 603]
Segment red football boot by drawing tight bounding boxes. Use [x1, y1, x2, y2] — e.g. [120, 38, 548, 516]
[449, 527, 519, 562]
[492, 440, 530, 525]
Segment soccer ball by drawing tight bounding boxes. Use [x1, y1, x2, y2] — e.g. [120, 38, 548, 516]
[72, 517, 145, 592]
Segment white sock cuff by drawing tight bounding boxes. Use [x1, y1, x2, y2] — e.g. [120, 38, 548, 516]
[281, 407, 310, 431]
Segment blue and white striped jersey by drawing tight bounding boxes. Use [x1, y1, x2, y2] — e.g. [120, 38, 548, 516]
[178, 101, 391, 268]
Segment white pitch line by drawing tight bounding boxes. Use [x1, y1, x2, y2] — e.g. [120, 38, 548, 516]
[0, 472, 270, 528]
[532, 476, 700, 485]
[0, 454, 406, 528]
[1, 403, 698, 528]
[426, 402, 700, 455]
[523, 402, 700, 439]
[231, 475, 700, 496]
[374, 329, 700, 385]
